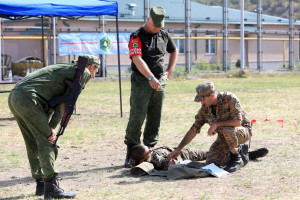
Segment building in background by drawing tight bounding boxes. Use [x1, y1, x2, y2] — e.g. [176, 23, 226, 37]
[1, 0, 299, 73]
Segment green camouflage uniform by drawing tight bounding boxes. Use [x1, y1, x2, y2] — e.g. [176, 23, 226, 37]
[131, 146, 207, 170]
[190, 92, 252, 167]
[125, 26, 177, 147]
[8, 64, 91, 180]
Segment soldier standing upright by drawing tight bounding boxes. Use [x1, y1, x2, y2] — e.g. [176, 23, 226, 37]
[124, 6, 178, 167]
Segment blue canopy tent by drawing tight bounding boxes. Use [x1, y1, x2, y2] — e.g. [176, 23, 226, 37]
[0, 0, 118, 17]
[0, 0, 123, 116]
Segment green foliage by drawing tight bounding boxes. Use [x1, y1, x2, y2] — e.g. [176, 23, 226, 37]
[279, 62, 300, 69]
[235, 59, 241, 68]
[193, 60, 220, 70]
[193, 0, 300, 20]
[231, 69, 250, 78]
[293, 62, 300, 69]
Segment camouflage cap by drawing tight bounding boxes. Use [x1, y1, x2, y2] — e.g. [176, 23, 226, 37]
[130, 162, 155, 176]
[194, 81, 215, 102]
[150, 6, 166, 28]
[80, 55, 100, 68]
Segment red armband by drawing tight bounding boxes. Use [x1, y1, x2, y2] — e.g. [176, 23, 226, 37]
[129, 36, 142, 59]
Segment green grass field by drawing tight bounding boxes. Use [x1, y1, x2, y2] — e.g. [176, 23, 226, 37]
[1, 73, 300, 200]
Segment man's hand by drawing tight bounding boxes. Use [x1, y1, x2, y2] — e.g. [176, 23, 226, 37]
[149, 77, 162, 91]
[207, 124, 218, 136]
[132, 55, 162, 91]
[162, 72, 169, 81]
[167, 148, 181, 160]
[48, 127, 57, 142]
[207, 120, 242, 136]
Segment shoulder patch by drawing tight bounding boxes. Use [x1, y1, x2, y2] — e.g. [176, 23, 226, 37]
[129, 35, 142, 59]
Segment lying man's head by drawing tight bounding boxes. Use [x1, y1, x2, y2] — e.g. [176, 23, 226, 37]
[130, 144, 153, 165]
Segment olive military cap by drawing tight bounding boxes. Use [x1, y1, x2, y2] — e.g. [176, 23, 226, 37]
[150, 6, 166, 28]
[80, 55, 100, 68]
[194, 81, 215, 102]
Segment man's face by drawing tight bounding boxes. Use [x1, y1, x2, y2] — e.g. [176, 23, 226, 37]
[142, 146, 152, 161]
[147, 17, 162, 34]
[200, 94, 214, 108]
[87, 65, 99, 79]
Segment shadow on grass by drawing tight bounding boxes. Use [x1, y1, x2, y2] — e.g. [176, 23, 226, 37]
[109, 159, 267, 185]
[109, 168, 170, 185]
[0, 176, 32, 189]
[59, 165, 124, 178]
[0, 165, 124, 189]
[0, 117, 15, 121]
[0, 117, 15, 126]
[0, 194, 40, 200]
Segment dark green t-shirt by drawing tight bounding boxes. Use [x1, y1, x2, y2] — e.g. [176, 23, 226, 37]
[129, 27, 177, 79]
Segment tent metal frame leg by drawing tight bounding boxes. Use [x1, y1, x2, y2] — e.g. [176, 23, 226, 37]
[116, 15, 123, 117]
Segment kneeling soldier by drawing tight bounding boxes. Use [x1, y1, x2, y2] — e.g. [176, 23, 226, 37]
[168, 81, 268, 173]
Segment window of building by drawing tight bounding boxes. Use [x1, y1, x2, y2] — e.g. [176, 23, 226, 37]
[174, 33, 185, 54]
[205, 33, 216, 55]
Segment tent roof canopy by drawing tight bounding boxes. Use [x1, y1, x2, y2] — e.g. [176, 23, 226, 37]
[0, 0, 118, 20]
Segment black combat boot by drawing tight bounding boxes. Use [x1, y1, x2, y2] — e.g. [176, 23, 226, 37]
[44, 177, 76, 199]
[124, 145, 133, 168]
[249, 147, 269, 160]
[224, 152, 244, 173]
[239, 144, 249, 167]
[35, 178, 44, 196]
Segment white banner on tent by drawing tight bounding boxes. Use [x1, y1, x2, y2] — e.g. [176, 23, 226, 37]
[58, 33, 130, 56]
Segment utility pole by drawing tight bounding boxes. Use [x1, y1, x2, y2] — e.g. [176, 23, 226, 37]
[289, 0, 294, 70]
[185, 0, 191, 73]
[144, 0, 150, 23]
[222, 0, 228, 72]
[257, 0, 262, 72]
[240, 0, 245, 75]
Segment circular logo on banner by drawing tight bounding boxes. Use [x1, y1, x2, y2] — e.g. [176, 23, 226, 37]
[133, 43, 138, 48]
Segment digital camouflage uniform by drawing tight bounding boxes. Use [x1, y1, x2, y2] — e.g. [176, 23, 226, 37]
[131, 146, 207, 170]
[8, 63, 91, 180]
[125, 26, 177, 147]
[190, 92, 252, 167]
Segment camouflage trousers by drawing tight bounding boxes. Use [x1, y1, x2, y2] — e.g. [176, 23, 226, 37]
[125, 72, 167, 147]
[178, 148, 208, 162]
[206, 126, 251, 167]
[8, 90, 58, 180]
[146, 146, 208, 170]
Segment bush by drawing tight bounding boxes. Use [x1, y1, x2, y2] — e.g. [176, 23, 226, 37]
[193, 60, 220, 71]
[235, 59, 241, 68]
[231, 69, 250, 78]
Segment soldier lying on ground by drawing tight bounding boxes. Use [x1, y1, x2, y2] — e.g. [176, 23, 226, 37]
[130, 144, 268, 171]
